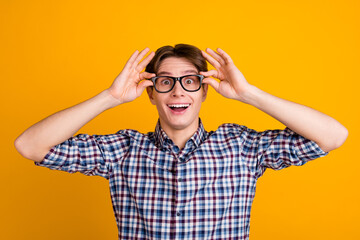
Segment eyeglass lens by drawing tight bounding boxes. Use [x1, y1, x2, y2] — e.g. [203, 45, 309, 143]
[155, 75, 201, 92]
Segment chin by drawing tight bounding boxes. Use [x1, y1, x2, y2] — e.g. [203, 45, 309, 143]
[171, 123, 191, 131]
[162, 117, 196, 131]
[168, 121, 191, 130]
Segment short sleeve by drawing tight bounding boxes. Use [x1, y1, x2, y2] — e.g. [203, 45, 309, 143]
[34, 133, 129, 179]
[243, 127, 328, 178]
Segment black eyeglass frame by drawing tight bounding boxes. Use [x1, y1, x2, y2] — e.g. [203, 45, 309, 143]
[149, 74, 205, 93]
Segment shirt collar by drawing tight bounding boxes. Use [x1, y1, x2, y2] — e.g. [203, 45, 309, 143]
[154, 118, 207, 149]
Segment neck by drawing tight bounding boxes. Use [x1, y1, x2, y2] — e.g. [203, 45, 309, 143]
[160, 120, 199, 149]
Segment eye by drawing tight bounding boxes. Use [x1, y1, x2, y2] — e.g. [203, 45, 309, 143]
[161, 79, 171, 85]
[184, 78, 194, 85]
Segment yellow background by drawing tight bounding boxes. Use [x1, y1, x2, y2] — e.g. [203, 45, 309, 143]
[1, 0, 359, 239]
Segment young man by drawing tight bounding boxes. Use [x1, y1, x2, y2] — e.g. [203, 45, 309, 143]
[15, 44, 348, 239]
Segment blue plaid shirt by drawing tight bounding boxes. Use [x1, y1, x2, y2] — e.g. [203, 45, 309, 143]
[35, 119, 327, 239]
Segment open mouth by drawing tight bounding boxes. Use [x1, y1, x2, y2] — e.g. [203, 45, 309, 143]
[167, 103, 191, 112]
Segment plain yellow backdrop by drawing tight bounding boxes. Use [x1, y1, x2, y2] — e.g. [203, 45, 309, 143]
[1, 0, 359, 239]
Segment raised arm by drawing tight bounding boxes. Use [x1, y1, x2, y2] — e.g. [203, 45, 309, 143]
[14, 48, 155, 162]
[200, 48, 348, 152]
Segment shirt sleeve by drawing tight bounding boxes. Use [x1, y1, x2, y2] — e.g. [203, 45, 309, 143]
[242, 127, 328, 178]
[34, 133, 129, 179]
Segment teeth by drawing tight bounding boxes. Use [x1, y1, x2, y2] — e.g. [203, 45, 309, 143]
[167, 104, 190, 108]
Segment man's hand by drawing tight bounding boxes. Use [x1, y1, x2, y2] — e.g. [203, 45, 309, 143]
[201, 47, 348, 152]
[200, 48, 253, 103]
[108, 48, 155, 104]
[14, 48, 156, 162]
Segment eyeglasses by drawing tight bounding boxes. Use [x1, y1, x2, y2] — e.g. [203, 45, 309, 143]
[149, 74, 205, 93]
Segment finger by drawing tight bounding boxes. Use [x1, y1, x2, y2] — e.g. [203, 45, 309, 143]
[217, 48, 233, 64]
[202, 77, 220, 92]
[131, 47, 150, 69]
[200, 70, 218, 78]
[206, 48, 226, 65]
[201, 50, 221, 69]
[136, 79, 154, 96]
[136, 51, 155, 72]
[139, 71, 156, 80]
[123, 50, 140, 70]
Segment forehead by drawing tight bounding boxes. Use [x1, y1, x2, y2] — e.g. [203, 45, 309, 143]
[157, 57, 198, 76]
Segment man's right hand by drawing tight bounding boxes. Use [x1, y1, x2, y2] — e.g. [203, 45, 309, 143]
[107, 48, 156, 105]
[14, 48, 156, 162]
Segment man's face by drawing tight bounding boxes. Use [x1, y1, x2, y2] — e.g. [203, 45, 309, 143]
[147, 57, 208, 133]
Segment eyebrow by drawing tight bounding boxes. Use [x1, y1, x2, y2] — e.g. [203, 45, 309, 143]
[157, 70, 198, 76]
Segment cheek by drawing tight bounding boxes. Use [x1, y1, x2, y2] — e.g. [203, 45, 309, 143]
[153, 95, 167, 109]
[201, 86, 208, 102]
[192, 96, 204, 112]
[196, 93, 205, 104]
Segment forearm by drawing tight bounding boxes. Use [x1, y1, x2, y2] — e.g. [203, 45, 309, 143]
[14, 89, 121, 162]
[200, 47, 348, 152]
[244, 85, 348, 152]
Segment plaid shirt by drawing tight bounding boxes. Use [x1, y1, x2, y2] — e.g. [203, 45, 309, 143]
[35, 119, 327, 240]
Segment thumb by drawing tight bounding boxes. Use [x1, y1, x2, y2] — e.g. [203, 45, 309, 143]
[140, 72, 156, 80]
[202, 77, 220, 92]
[137, 80, 154, 96]
[200, 70, 218, 78]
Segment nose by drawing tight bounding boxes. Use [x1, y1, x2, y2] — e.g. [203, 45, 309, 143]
[171, 80, 185, 97]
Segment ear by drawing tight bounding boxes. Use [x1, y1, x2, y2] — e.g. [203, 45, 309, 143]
[146, 86, 156, 105]
[201, 84, 208, 102]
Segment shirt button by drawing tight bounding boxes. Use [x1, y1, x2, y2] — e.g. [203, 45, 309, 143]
[176, 211, 181, 216]
[173, 146, 179, 153]
[178, 178, 183, 182]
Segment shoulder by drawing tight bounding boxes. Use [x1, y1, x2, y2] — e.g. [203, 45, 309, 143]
[209, 123, 258, 139]
[73, 129, 154, 149]
[115, 129, 146, 140]
[115, 129, 154, 147]
[212, 124, 298, 138]
[203, 123, 259, 149]
[207, 123, 292, 147]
